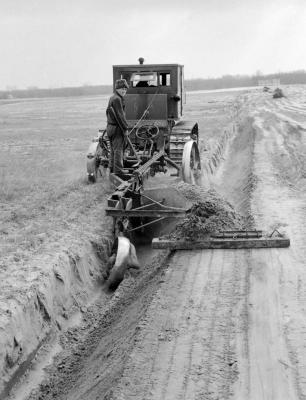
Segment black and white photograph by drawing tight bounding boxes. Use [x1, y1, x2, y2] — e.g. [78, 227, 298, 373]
[1, 0, 306, 399]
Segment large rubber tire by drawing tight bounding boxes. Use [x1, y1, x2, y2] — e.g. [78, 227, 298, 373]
[181, 141, 201, 184]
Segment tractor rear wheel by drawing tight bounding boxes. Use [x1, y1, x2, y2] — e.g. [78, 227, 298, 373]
[87, 157, 98, 183]
[181, 141, 201, 184]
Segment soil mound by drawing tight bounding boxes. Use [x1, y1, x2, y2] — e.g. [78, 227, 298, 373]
[168, 182, 246, 240]
[273, 88, 285, 99]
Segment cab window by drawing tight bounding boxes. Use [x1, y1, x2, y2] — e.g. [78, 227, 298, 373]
[159, 73, 171, 86]
[120, 71, 171, 87]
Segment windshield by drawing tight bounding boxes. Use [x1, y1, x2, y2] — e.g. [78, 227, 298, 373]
[120, 71, 172, 88]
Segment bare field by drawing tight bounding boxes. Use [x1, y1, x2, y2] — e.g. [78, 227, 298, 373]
[0, 96, 105, 191]
[2, 85, 306, 399]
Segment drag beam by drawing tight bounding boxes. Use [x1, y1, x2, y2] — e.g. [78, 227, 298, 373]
[152, 237, 290, 250]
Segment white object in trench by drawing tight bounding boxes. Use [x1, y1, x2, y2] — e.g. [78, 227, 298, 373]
[108, 237, 140, 288]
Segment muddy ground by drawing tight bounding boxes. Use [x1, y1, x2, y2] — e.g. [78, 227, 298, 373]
[1, 85, 306, 399]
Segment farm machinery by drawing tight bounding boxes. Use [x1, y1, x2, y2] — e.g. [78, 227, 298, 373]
[86, 59, 289, 270]
[87, 59, 201, 235]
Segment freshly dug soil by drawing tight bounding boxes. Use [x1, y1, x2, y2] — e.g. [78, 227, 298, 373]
[167, 182, 247, 240]
[25, 250, 170, 400]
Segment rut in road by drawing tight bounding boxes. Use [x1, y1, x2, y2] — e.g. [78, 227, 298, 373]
[114, 249, 249, 400]
[250, 98, 306, 399]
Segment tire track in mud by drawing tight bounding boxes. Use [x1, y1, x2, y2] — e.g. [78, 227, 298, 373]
[156, 251, 206, 400]
[246, 248, 297, 400]
[114, 250, 205, 399]
[250, 106, 306, 399]
[114, 249, 249, 400]
[191, 250, 244, 400]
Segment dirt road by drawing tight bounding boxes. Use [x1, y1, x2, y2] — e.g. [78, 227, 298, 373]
[112, 248, 297, 400]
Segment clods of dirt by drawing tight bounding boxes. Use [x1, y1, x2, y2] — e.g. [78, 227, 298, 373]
[168, 182, 247, 240]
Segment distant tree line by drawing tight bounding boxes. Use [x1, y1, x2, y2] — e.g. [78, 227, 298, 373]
[0, 85, 112, 100]
[1, 70, 306, 99]
[185, 70, 306, 91]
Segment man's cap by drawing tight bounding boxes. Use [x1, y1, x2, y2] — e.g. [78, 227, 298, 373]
[115, 79, 129, 89]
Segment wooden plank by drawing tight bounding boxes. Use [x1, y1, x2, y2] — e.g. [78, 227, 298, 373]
[152, 237, 290, 250]
[219, 230, 263, 234]
[211, 230, 263, 239]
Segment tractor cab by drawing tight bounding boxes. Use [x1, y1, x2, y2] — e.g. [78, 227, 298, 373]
[113, 61, 185, 125]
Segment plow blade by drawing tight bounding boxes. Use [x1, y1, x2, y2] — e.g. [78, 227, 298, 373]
[107, 237, 140, 289]
[152, 236, 290, 250]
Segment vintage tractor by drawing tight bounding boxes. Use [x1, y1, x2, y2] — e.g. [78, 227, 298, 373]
[87, 58, 201, 230]
[86, 58, 203, 285]
[86, 59, 202, 235]
[86, 58, 201, 186]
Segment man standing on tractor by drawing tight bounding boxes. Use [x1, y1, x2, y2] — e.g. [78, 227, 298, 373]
[106, 79, 129, 174]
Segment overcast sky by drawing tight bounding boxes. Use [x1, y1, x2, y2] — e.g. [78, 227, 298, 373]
[0, 0, 305, 90]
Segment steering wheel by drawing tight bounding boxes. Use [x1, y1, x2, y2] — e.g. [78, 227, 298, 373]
[135, 124, 159, 140]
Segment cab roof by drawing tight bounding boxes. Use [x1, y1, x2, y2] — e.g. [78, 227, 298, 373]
[113, 63, 183, 69]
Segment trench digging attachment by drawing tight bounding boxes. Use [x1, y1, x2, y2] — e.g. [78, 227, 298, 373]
[105, 154, 289, 268]
[107, 185, 289, 260]
[106, 236, 140, 289]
